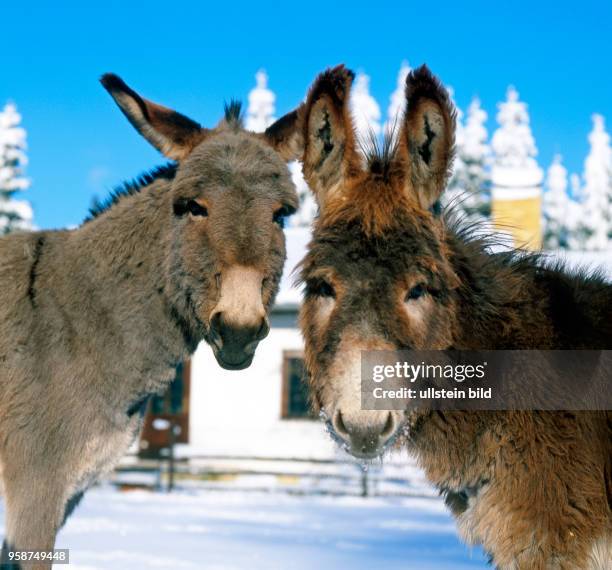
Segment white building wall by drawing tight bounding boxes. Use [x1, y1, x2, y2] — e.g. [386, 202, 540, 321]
[189, 326, 336, 460]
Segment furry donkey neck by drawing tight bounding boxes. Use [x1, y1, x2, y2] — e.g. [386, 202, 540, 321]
[33, 172, 199, 413]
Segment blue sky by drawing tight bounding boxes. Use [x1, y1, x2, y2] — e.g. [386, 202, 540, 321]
[2, 0, 610, 229]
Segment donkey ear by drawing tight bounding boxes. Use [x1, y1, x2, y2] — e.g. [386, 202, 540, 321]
[262, 107, 306, 162]
[298, 65, 361, 205]
[100, 73, 208, 161]
[397, 65, 455, 209]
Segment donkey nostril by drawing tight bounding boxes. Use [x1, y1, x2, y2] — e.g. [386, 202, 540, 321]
[256, 318, 270, 341]
[333, 410, 350, 438]
[209, 312, 224, 348]
[380, 412, 395, 439]
[210, 312, 221, 329]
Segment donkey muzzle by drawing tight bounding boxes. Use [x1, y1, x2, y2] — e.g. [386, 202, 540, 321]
[331, 409, 398, 459]
[208, 265, 269, 370]
[209, 312, 269, 370]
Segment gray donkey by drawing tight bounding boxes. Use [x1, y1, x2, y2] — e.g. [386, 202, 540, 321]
[0, 74, 303, 568]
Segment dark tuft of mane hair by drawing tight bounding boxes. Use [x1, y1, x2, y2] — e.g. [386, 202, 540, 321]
[443, 205, 544, 268]
[359, 127, 400, 181]
[224, 99, 243, 126]
[442, 205, 611, 292]
[84, 163, 177, 223]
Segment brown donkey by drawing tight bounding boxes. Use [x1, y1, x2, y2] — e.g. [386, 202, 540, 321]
[0, 74, 303, 567]
[280, 65, 611, 568]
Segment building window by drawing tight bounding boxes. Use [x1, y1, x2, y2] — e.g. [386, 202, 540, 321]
[281, 351, 313, 419]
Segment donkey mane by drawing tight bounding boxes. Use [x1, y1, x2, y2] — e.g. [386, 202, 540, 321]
[223, 99, 244, 127]
[444, 210, 610, 287]
[443, 210, 612, 350]
[84, 163, 177, 222]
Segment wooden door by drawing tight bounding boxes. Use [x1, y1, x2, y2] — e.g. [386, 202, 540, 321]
[139, 360, 191, 458]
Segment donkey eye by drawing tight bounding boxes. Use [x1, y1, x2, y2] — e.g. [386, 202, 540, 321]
[307, 279, 335, 298]
[273, 205, 296, 228]
[406, 283, 427, 301]
[187, 200, 208, 217]
[173, 199, 208, 217]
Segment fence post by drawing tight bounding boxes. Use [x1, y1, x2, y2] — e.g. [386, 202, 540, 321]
[152, 418, 180, 492]
[168, 419, 175, 492]
[360, 466, 369, 497]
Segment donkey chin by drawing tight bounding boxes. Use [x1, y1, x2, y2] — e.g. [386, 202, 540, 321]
[209, 338, 261, 371]
[207, 315, 269, 371]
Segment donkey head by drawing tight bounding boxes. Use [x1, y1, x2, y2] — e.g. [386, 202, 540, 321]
[291, 65, 460, 457]
[102, 74, 301, 370]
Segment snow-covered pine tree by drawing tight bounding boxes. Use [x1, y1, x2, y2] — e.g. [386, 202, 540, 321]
[542, 154, 571, 249]
[462, 98, 491, 217]
[350, 72, 382, 142]
[244, 69, 315, 227]
[573, 114, 611, 250]
[490, 86, 543, 249]
[569, 173, 583, 202]
[289, 161, 317, 228]
[445, 96, 491, 222]
[491, 86, 541, 177]
[0, 102, 33, 234]
[245, 70, 276, 132]
[443, 87, 466, 214]
[384, 61, 410, 137]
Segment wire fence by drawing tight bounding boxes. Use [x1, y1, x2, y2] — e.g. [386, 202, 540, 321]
[111, 453, 437, 499]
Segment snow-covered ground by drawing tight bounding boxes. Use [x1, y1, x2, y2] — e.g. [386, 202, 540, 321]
[0, 486, 488, 569]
